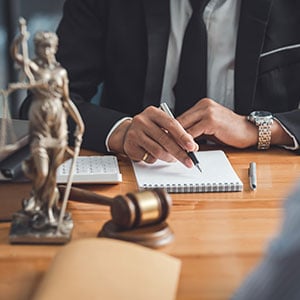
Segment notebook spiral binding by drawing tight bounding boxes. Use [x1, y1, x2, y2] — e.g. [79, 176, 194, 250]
[142, 182, 243, 193]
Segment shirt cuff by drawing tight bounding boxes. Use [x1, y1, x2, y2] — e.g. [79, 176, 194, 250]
[105, 117, 133, 152]
[274, 117, 299, 150]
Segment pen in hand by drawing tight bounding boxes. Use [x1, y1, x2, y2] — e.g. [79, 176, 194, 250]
[160, 102, 202, 173]
[249, 161, 257, 190]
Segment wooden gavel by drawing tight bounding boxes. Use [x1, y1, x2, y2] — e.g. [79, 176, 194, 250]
[58, 185, 172, 230]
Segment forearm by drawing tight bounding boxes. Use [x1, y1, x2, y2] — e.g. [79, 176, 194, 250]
[68, 98, 129, 153]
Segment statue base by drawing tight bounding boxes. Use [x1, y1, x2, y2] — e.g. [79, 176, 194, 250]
[9, 210, 73, 244]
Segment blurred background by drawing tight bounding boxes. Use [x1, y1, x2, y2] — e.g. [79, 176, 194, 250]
[0, 0, 64, 117]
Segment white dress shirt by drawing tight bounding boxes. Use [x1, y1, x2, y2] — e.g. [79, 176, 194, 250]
[161, 0, 241, 111]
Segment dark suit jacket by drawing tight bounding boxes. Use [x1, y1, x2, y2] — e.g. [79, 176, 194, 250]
[20, 0, 300, 153]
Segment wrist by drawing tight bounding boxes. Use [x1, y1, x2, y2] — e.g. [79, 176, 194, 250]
[107, 119, 132, 154]
[247, 111, 273, 150]
[271, 119, 294, 146]
[244, 117, 260, 147]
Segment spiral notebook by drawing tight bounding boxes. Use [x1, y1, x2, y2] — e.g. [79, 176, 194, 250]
[132, 150, 243, 193]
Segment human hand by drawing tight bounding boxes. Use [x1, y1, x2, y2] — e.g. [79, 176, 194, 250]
[177, 98, 258, 148]
[108, 106, 198, 167]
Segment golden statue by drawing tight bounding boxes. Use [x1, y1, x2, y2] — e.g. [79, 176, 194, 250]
[1, 18, 84, 244]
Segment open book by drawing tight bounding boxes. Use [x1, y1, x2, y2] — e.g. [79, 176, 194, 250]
[132, 150, 243, 193]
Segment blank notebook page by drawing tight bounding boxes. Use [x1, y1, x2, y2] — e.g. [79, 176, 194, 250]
[132, 150, 243, 193]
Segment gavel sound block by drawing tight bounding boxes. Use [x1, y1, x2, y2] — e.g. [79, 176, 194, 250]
[58, 186, 174, 248]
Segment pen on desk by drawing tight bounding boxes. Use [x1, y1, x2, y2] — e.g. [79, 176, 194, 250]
[160, 102, 202, 173]
[249, 161, 257, 190]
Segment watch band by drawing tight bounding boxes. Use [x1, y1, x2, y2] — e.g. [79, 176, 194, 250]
[247, 111, 273, 150]
[257, 121, 272, 150]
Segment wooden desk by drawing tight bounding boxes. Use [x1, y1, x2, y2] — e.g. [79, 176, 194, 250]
[0, 146, 299, 300]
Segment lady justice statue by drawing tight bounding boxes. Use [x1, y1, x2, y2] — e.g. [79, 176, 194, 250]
[3, 18, 85, 244]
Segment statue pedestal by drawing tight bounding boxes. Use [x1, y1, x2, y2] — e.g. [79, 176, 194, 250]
[9, 210, 73, 244]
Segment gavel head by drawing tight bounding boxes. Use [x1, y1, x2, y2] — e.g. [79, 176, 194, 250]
[110, 188, 172, 230]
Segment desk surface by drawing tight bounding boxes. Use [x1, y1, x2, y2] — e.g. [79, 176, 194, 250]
[0, 146, 300, 300]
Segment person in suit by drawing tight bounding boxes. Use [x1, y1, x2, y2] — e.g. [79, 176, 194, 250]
[232, 179, 300, 300]
[20, 0, 300, 167]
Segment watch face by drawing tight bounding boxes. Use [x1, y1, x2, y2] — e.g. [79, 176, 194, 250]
[252, 111, 272, 118]
[248, 111, 274, 124]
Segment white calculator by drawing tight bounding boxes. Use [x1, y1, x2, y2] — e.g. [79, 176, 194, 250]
[57, 156, 122, 184]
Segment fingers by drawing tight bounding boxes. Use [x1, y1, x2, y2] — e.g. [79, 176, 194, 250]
[140, 151, 157, 164]
[124, 120, 179, 163]
[177, 98, 257, 148]
[177, 98, 232, 137]
[141, 152, 149, 162]
[141, 106, 197, 151]
[177, 98, 213, 132]
[123, 106, 198, 167]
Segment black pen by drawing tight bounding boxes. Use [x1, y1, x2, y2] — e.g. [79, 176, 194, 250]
[249, 162, 257, 190]
[160, 102, 202, 173]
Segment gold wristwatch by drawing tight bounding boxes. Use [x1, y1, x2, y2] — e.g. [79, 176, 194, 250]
[247, 111, 274, 150]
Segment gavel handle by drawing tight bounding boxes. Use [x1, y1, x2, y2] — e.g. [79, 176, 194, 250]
[58, 185, 113, 206]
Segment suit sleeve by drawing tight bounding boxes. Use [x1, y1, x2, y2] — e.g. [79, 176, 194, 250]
[274, 110, 300, 153]
[57, 0, 130, 153]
